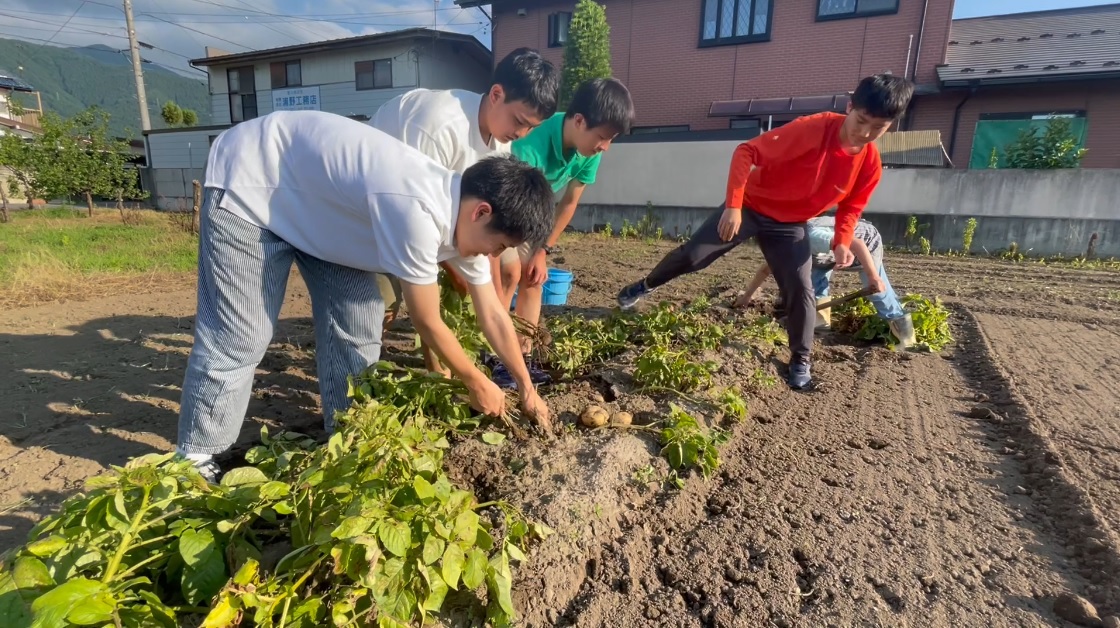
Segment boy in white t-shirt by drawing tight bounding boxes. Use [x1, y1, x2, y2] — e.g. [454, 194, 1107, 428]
[371, 47, 559, 379]
[177, 110, 555, 482]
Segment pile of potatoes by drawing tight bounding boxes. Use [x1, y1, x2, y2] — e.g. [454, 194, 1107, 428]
[580, 405, 632, 428]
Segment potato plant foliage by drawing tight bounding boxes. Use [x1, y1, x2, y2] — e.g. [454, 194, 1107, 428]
[0, 363, 549, 628]
[832, 294, 953, 351]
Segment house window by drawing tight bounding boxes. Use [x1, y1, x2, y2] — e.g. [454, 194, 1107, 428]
[631, 125, 691, 134]
[227, 66, 257, 123]
[548, 12, 572, 47]
[729, 118, 761, 131]
[270, 60, 302, 89]
[700, 0, 772, 47]
[356, 59, 393, 90]
[817, 0, 899, 21]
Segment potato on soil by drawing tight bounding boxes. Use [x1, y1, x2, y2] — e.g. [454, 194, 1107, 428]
[580, 405, 609, 427]
[610, 411, 633, 427]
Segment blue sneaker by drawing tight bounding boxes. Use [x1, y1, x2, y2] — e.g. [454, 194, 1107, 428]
[490, 361, 517, 389]
[787, 363, 812, 390]
[617, 279, 654, 310]
[489, 355, 551, 390]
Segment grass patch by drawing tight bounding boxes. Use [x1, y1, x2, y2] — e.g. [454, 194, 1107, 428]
[0, 208, 198, 307]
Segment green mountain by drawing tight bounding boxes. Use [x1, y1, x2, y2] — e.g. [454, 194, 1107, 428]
[0, 38, 211, 139]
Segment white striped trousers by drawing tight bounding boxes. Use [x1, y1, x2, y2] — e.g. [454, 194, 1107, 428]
[177, 187, 384, 455]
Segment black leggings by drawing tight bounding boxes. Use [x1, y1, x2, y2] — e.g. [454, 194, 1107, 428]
[645, 208, 814, 366]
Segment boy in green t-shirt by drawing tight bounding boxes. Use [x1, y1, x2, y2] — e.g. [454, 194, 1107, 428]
[490, 77, 635, 388]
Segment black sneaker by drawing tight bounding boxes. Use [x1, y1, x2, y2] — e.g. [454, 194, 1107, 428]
[617, 279, 654, 310]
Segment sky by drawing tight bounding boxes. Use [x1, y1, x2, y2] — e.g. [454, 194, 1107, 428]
[0, 0, 1115, 79]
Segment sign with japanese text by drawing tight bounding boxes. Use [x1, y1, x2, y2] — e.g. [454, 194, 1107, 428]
[273, 86, 321, 112]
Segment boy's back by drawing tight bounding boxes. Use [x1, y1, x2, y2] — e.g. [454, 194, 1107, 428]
[206, 110, 468, 282]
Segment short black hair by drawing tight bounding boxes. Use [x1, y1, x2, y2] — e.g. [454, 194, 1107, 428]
[460, 155, 554, 249]
[850, 73, 915, 120]
[493, 47, 560, 120]
[565, 77, 635, 135]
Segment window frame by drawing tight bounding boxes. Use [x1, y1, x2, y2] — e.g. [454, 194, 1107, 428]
[548, 11, 572, 48]
[698, 0, 773, 49]
[226, 65, 257, 124]
[355, 59, 393, 91]
[630, 125, 691, 135]
[815, 0, 900, 22]
[270, 60, 302, 89]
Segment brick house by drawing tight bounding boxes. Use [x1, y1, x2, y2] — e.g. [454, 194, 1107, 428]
[911, 4, 1120, 169]
[460, 0, 1120, 168]
[458, 0, 954, 136]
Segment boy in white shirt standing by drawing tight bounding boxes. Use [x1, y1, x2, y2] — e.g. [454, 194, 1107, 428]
[177, 110, 555, 482]
[371, 47, 559, 380]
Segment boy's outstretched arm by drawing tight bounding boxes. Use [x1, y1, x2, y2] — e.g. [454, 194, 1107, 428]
[849, 239, 885, 294]
[467, 280, 551, 430]
[526, 181, 585, 286]
[400, 281, 507, 416]
[833, 151, 883, 252]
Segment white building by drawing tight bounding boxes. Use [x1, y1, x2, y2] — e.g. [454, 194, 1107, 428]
[143, 27, 493, 209]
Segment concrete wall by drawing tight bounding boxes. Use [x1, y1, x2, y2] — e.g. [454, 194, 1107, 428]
[572, 141, 1120, 257]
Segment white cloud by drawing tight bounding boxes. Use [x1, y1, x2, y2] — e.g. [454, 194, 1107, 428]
[0, 0, 490, 76]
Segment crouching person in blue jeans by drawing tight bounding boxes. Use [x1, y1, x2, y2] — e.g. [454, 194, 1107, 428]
[736, 216, 916, 348]
[177, 110, 555, 482]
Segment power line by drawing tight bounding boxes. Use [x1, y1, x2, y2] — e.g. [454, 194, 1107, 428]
[46, 1, 88, 44]
[138, 12, 254, 51]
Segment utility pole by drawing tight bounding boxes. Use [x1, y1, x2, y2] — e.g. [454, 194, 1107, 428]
[123, 0, 151, 131]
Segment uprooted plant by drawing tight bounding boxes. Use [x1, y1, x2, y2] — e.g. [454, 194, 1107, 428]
[832, 293, 954, 351]
[0, 363, 551, 628]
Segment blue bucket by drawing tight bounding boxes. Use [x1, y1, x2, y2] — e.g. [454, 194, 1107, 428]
[511, 267, 574, 308]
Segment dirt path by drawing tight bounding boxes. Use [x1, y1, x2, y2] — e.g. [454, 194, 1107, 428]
[2, 234, 1119, 626]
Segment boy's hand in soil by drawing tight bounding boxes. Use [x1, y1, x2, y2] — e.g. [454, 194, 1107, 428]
[467, 376, 507, 417]
[520, 389, 552, 432]
[526, 249, 549, 287]
[718, 206, 742, 242]
[832, 242, 855, 268]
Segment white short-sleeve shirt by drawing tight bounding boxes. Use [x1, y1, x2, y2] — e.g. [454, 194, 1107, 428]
[371, 89, 510, 172]
[204, 110, 491, 286]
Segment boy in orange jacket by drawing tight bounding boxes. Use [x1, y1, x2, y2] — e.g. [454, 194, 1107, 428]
[617, 73, 914, 390]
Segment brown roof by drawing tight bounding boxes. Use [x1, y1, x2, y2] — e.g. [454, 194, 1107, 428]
[939, 3, 1120, 86]
[875, 130, 952, 168]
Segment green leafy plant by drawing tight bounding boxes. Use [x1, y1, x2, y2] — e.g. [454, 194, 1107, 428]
[1004, 116, 1087, 169]
[919, 236, 932, 256]
[988, 146, 1000, 169]
[600, 223, 612, 238]
[1001, 242, 1025, 262]
[748, 368, 779, 390]
[0, 363, 551, 628]
[619, 219, 638, 239]
[634, 345, 717, 392]
[832, 294, 953, 351]
[717, 388, 748, 422]
[962, 218, 978, 255]
[659, 405, 729, 487]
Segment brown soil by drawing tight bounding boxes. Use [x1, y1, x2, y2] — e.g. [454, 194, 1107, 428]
[3, 234, 1120, 627]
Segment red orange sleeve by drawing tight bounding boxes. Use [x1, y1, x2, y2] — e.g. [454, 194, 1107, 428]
[724, 142, 758, 210]
[833, 148, 883, 248]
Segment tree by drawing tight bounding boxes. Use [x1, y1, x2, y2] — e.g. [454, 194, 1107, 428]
[559, 0, 612, 109]
[58, 107, 145, 216]
[161, 101, 184, 126]
[161, 100, 198, 128]
[1004, 116, 1088, 169]
[0, 121, 67, 209]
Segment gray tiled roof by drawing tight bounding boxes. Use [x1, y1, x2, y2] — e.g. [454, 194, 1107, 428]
[939, 3, 1120, 86]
